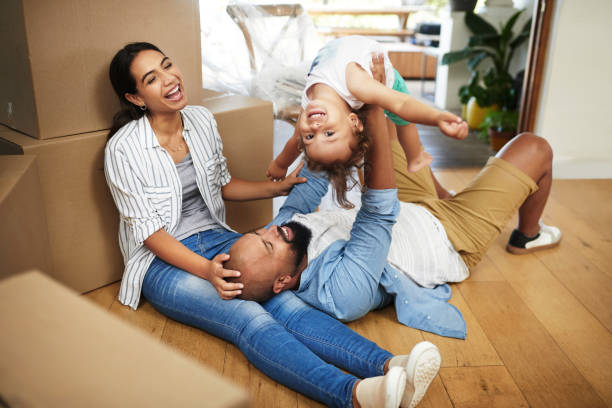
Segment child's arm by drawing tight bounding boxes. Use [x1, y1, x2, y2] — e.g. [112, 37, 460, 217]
[346, 64, 468, 140]
[266, 125, 301, 181]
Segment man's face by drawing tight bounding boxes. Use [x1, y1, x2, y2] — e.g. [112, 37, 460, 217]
[227, 222, 312, 301]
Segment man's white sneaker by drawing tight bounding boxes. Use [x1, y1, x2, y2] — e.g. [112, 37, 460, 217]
[506, 222, 562, 254]
[390, 341, 441, 408]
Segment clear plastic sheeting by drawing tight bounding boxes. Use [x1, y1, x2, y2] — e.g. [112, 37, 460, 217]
[201, 1, 323, 116]
[200, 1, 252, 96]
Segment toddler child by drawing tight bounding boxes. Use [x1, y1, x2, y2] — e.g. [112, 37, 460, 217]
[267, 35, 468, 207]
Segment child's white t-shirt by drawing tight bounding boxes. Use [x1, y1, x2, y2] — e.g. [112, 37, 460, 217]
[302, 36, 395, 110]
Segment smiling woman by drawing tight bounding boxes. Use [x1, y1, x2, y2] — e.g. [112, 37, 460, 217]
[102, 42, 439, 408]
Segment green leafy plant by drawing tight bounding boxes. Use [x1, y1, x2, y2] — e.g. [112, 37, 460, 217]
[459, 71, 489, 106]
[442, 10, 532, 110]
[478, 109, 519, 142]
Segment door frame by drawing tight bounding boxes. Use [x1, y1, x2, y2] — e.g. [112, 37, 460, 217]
[518, 0, 555, 132]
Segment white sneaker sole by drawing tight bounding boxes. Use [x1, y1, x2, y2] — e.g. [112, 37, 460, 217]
[403, 341, 441, 408]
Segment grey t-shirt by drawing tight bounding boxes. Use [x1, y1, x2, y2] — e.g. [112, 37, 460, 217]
[174, 153, 220, 240]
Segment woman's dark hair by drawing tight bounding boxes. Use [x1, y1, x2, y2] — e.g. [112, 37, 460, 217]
[299, 109, 370, 209]
[107, 42, 164, 139]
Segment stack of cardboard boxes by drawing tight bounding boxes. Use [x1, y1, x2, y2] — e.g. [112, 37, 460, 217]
[1, 0, 274, 294]
[1, 1, 273, 402]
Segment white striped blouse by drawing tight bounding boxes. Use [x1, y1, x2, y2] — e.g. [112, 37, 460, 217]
[104, 105, 233, 309]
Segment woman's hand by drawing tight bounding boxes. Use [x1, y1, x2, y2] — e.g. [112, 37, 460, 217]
[370, 52, 386, 85]
[203, 253, 244, 300]
[274, 162, 307, 196]
[437, 111, 469, 140]
[266, 159, 288, 182]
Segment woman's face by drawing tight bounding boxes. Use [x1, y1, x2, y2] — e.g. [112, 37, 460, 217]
[125, 49, 187, 115]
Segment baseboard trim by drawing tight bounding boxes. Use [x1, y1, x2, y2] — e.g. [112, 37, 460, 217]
[553, 158, 612, 179]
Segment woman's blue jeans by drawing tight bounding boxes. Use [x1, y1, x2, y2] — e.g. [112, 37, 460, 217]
[142, 229, 393, 408]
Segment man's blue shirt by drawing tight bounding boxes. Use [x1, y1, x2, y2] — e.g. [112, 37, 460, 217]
[270, 166, 466, 339]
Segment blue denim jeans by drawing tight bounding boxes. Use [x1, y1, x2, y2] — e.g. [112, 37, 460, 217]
[142, 229, 392, 408]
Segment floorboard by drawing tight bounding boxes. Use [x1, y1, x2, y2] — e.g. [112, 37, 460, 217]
[422, 289, 502, 368]
[459, 281, 606, 408]
[439, 366, 529, 408]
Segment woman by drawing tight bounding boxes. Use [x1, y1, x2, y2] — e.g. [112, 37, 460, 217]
[104, 42, 440, 408]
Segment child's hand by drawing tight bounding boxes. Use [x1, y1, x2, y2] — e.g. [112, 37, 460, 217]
[370, 52, 386, 85]
[437, 112, 469, 140]
[266, 159, 288, 182]
[275, 162, 307, 196]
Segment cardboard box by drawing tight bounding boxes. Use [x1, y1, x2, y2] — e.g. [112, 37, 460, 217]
[0, 155, 53, 279]
[0, 126, 123, 293]
[1, 0, 202, 139]
[202, 93, 275, 233]
[0, 271, 248, 408]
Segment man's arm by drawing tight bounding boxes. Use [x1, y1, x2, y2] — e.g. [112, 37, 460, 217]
[271, 165, 330, 226]
[362, 105, 396, 189]
[300, 107, 401, 321]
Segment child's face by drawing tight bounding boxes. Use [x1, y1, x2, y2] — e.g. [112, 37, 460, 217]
[298, 101, 362, 165]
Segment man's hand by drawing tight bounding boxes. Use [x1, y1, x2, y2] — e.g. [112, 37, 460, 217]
[274, 162, 307, 196]
[266, 159, 289, 182]
[204, 253, 243, 300]
[437, 111, 469, 140]
[370, 52, 386, 85]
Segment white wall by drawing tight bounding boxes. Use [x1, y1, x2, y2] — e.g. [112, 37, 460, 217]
[435, 11, 473, 109]
[535, 0, 612, 178]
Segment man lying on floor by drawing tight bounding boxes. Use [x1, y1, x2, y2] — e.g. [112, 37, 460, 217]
[226, 107, 561, 339]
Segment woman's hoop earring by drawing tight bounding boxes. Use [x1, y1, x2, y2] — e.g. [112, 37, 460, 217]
[140, 105, 146, 111]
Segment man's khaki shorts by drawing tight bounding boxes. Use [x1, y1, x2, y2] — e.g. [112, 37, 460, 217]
[391, 139, 538, 268]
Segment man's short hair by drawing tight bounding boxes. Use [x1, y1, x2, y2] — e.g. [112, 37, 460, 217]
[225, 258, 276, 302]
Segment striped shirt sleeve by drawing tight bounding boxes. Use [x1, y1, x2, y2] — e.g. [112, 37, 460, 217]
[104, 139, 165, 246]
[208, 112, 231, 187]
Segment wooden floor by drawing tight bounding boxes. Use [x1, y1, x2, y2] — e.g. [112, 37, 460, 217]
[83, 174, 612, 408]
[420, 127, 491, 170]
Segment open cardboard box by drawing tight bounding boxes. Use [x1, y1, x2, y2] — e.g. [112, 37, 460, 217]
[202, 91, 275, 233]
[0, 126, 124, 293]
[0, 271, 248, 407]
[0, 155, 53, 280]
[1, 0, 202, 139]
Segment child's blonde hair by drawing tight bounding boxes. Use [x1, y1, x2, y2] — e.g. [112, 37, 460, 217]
[299, 109, 370, 209]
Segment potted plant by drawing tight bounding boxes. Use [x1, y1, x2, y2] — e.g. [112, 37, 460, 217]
[459, 71, 499, 127]
[442, 10, 531, 129]
[478, 109, 519, 151]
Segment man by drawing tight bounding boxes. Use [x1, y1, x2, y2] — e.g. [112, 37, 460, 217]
[226, 107, 560, 339]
